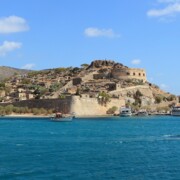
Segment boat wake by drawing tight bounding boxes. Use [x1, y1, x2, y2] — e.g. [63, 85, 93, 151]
[163, 134, 180, 140]
[106, 135, 180, 144]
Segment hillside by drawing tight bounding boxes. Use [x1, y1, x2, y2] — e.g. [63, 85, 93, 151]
[0, 66, 31, 81]
[0, 60, 177, 114]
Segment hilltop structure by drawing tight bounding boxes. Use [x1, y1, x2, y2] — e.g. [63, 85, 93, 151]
[87, 60, 146, 82]
[0, 59, 177, 116]
[112, 65, 146, 82]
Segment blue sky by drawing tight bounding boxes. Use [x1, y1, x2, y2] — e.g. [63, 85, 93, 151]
[0, 0, 180, 95]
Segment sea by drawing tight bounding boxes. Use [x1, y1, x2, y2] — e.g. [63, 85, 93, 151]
[0, 116, 180, 180]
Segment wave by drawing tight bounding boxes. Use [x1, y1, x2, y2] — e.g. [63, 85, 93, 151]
[16, 144, 24, 146]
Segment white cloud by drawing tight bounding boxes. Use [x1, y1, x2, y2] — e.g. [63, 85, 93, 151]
[84, 27, 120, 38]
[131, 59, 141, 65]
[147, 3, 180, 17]
[0, 41, 22, 56]
[0, 15, 29, 34]
[22, 63, 35, 70]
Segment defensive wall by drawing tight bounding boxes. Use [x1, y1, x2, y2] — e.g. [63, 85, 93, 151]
[0, 98, 72, 114]
[70, 96, 125, 116]
[0, 96, 125, 116]
[109, 85, 153, 98]
[112, 67, 147, 82]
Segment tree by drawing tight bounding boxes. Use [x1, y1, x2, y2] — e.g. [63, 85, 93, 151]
[5, 105, 14, 114]
[5, 86, 11, 95]
[72, 67, 81, 74]
[81, 64, 89, 69]
[75, 88, 81, 95]
[134, 90, 143, 98]
[133, 90, 143, 107]
[21, 78, 31, 84]
[49, 83, 61, 92]
[0, 82, 5, 88]
[54, 68, 67, 74]
[166, 95, 176, 101]
[98, 91, 110, 105]
[155, 95, 163, 104]
[59, 94, 66, 99]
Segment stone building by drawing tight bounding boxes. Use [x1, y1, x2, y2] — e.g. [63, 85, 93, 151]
[73, 77, 82, 85]
[88, 60, 147, 82]
[112, 66, 146, 82]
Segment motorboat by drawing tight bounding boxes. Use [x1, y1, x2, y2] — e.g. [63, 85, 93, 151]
[51, 112, 73, 122]
[171, 106, 180, 116]
[120, 107, 132, 117]
[136, 109, 148, 116]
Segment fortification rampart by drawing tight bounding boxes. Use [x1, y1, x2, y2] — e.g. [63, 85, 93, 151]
[70, 96, 125, 116]
[109, 85, 153, 98]
[0, 95, 125, 116]
[0, 98, 72, 114]
[112, 68, 146, 82]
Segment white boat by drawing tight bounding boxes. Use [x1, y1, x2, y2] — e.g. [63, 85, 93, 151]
[171, 106, 180, 116]
[120, 107, 132, 117]
[136, 109, 148, 116]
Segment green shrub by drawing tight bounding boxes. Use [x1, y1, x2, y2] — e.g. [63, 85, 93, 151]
[155, 95, 163, 104]
[106, 106, 118, 114]
[98, 91, 110, 105]
[166, 95, 176, 101]
[59, 94, 66, 99]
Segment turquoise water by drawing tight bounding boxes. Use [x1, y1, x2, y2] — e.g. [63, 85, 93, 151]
[0, 116, 180, 179]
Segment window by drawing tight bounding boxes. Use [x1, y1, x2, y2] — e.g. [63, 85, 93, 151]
[133, 72, 135, 76]
[127, 72, 130, 76]
[139, 73, 141, 76]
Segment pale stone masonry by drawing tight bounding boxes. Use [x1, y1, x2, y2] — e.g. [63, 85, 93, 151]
[111, 67, 146, 82]
[70, 96, 125, 116]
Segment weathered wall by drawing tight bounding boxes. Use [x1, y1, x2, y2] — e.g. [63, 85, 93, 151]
[1, 98, 72, 113]
[109, 85, 155, 106]
[109, 85, 153, 98]
[0, 96, 125, 116]
[112, 68, 146, 82]
[70, 96, 125, 116]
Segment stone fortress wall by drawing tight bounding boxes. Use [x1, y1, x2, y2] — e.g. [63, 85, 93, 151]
[89, 60, 147, 82]
[111, 67, 146, 82]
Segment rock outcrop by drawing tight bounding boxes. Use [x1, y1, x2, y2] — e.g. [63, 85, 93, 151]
[87, 60, 116, 69]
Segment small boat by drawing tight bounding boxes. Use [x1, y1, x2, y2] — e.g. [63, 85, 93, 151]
[51, 112, 73, 122]
[120, 107, 132, 117]
[171, 106, 180, 116]
[136, 109, 148, 116]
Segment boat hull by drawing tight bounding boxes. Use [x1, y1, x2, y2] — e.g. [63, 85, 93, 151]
[136, 112, 148, 116]
[171, 112, 180, 116]
[171, 106, 180, 116]
[51, 117, 73, 122]
[120, 107, 132, 117]
[120, 113, 132, 117]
